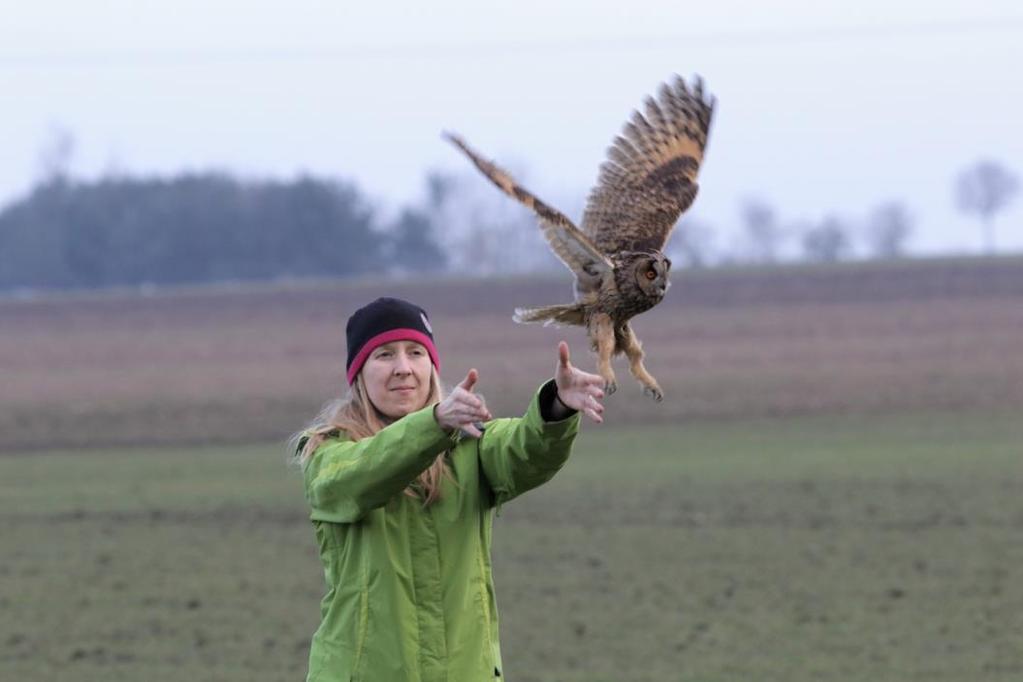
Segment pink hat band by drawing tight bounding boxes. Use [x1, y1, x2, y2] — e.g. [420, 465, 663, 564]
[346, 329, 440, 385]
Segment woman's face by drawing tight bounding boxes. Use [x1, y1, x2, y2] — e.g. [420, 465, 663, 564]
[361, 340, 433, 420]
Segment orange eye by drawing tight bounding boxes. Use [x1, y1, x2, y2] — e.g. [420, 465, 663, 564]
[645, 270, 657, 280]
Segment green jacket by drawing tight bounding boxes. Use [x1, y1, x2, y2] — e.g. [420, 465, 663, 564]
[302, 381, 580, 682]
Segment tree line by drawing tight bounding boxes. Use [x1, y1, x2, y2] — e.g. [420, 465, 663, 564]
[671, 161, 1019, 269]
[0, 173, 446, 291]
[0, 159, 1017, 292]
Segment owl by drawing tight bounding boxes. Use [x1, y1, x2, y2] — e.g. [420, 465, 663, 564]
[444, 75, 714, 401]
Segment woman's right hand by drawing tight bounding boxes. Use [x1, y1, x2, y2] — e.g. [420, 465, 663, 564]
[433, 369, 493, 438]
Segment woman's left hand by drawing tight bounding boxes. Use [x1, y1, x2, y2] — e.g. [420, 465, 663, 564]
[554, 341, 605, 424]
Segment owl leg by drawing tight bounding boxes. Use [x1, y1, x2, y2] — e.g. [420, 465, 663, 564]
[620, 323, 663, 402]
[589, 312, 617, 395]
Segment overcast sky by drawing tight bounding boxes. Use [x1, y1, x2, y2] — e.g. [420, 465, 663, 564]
[2, 0, 1021, 256]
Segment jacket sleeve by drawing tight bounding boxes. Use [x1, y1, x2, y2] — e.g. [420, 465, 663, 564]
[478, 380, 581, 509]
[302, 405, 454, 523]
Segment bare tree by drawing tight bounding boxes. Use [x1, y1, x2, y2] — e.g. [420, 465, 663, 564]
[424, 167, 558, 276]
[37, 125, 76, 183]
[425, 171, 456, 212]
[866, 201, 913, 259]
[955, 160, 1019, 254]
[739, 198, 783, 264]
[666, 217, 716, 269]
[802, 215, 851, 263]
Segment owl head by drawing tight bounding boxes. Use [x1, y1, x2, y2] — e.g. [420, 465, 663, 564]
[624, 250, 671, 299]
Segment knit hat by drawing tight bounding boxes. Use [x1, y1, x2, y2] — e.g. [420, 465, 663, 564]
[345, 297, 440, 385]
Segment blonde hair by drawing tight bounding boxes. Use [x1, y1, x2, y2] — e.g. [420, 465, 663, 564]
[292, 366, 451, 506]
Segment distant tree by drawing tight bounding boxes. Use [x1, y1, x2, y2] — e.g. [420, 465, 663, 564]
[252, 176, 383, 280]
[802, 215, 851, 263]
[460, 205, 554, 275]
[424, 167, 559, 276]
[739, 198, 782, 264]
[866, 201, 913, 259]
[0, 173, 385, 290]
[381, 170, 454, 274]
[425, 171, 456, 212]
[666, 217, 715, 268]
[36, 125, 76, 184]
[955, 160, 1019, 254]
[388, 208, 448, 274]
[0, 181, 76, 289]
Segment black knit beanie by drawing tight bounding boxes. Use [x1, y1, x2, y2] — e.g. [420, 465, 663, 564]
[345, 297, 439, 385]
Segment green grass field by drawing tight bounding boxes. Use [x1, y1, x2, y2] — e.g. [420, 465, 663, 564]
[3, 410, 1021, 681]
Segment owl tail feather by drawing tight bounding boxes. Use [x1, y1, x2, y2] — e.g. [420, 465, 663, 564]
[513, 303, 586, 327]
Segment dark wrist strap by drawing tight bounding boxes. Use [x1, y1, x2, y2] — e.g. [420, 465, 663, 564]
[539, 379, 576, 421]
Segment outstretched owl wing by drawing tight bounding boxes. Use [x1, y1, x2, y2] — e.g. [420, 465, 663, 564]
[444, 132, 613, 291]
[581, 75, 715, 256]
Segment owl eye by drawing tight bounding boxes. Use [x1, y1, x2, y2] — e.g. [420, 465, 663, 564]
[645, 270, 657, 280]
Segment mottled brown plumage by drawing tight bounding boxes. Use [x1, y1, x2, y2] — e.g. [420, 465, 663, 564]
[444, 75, 715, 400]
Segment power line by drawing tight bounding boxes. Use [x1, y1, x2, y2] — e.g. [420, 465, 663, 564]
[1, 17, 1022, 69]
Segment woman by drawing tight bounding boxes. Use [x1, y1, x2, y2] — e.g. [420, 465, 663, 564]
[295, 297, 606, 681]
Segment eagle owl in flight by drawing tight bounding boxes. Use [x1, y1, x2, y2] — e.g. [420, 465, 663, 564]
[445, 75, 715, 401]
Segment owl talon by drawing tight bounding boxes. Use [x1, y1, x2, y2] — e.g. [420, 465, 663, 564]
[643, 385, 664, 402]
[604, 380, 618, 396]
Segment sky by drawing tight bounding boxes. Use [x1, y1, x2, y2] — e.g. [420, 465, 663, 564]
[1, 0, 1022, 257]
